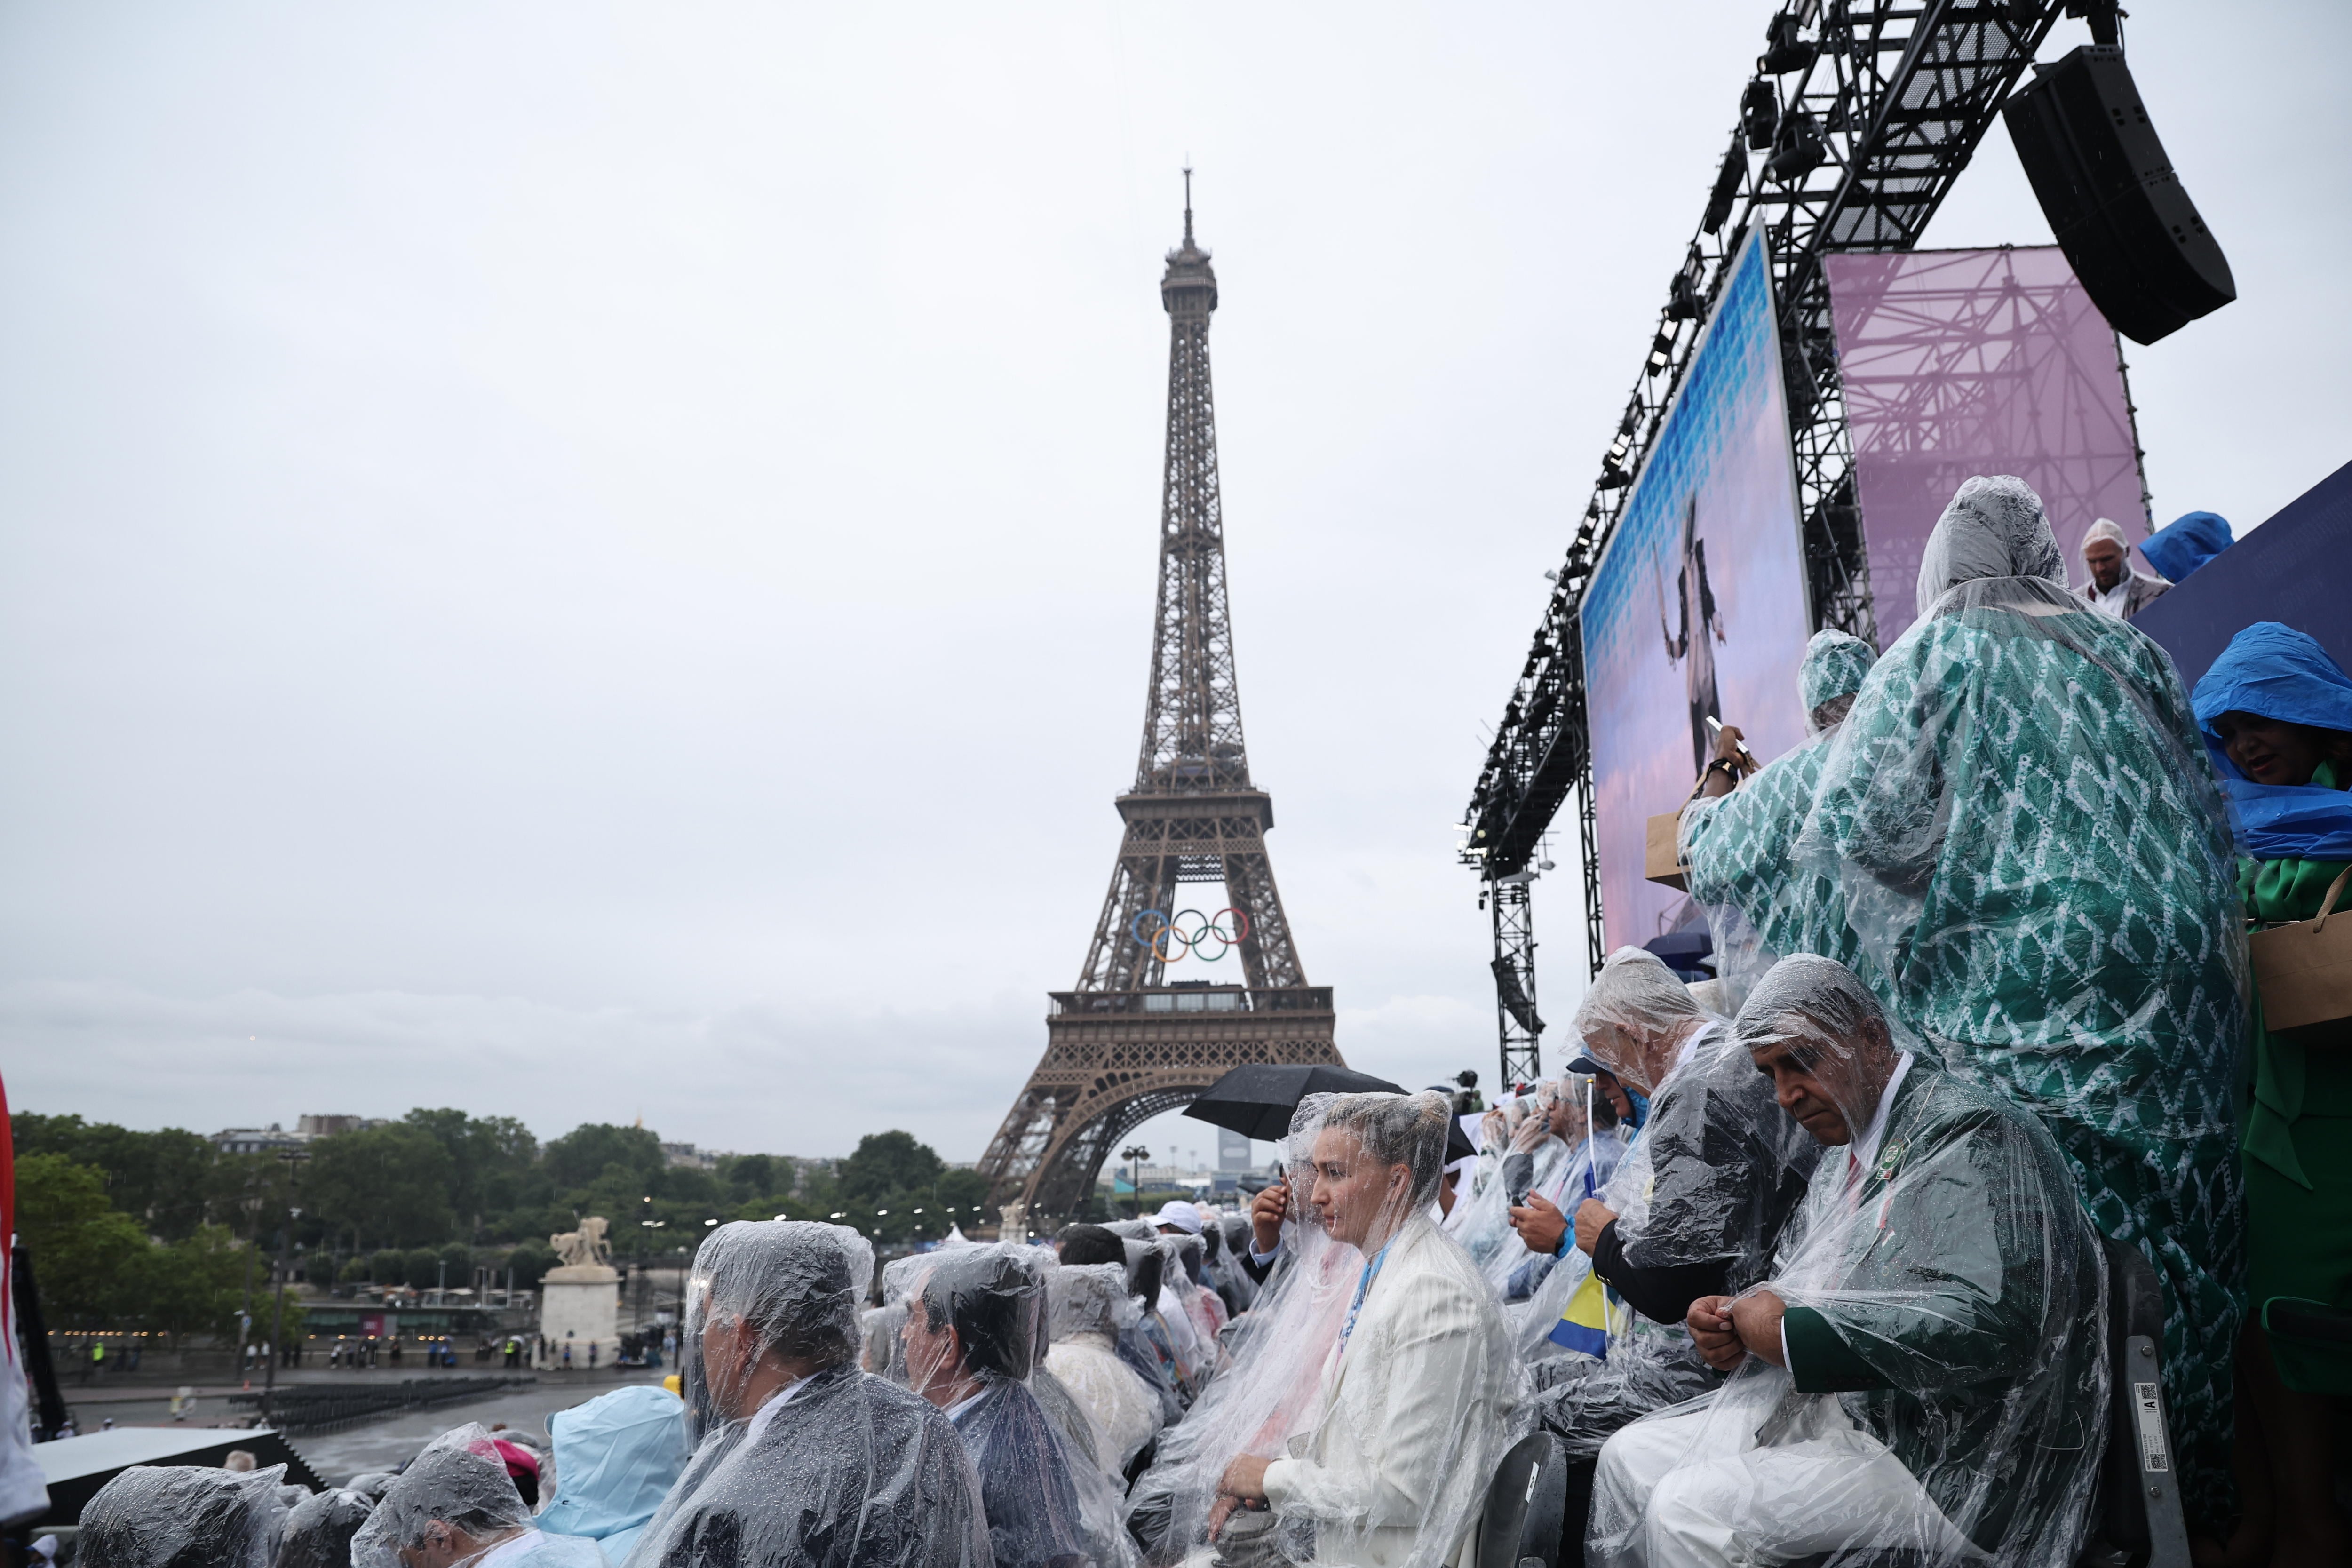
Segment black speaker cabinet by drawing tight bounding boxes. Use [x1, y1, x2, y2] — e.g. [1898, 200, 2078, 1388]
[2002, 46, 2234, 345]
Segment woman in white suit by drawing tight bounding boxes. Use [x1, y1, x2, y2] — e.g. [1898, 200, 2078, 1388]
[1209, 1091, 1526, 1568]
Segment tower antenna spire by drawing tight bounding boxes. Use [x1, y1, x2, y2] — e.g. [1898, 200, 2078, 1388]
[1183, 163, 1193, 242]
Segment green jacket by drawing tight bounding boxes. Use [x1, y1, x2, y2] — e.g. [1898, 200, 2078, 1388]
[2240, 756, 2352, 1185]
[1775, 1062, 2104, 1560]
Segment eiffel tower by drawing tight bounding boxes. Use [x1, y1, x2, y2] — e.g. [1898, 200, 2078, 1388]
[977, 183, 1342, 1228]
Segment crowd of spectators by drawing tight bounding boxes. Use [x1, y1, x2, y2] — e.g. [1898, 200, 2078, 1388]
[57, 474, 2348, 1568]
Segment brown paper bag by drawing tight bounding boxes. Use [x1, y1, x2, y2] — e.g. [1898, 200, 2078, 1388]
[2251, 867, 2352, 1032]
[1645, 811, 1688, 891]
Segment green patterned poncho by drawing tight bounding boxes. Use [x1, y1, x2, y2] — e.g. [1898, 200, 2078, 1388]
[1795, 478, 2246, 1530]
[1681, 629, 1878, 991]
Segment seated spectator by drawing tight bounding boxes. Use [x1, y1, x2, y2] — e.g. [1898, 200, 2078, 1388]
[902, 1247, 1093, 1568]
[1204, 1091, 1521, 1568]
[1795, 474, 2242, 1529]
[1502, 950, 1814, 1553]
[2074, 515, 2170, 618]
[2193, 621, 2352, 1564]
[351, 1426, 603, 1568]
[1044, 1261, 1163, 1480]
[1589, 956, 2105, 1568]
[628, 1221, 988, 1568]
[1678, 628, 1878, 988]
[1152, 1199, 1204, 1241]
[81, 1465, 289, 1568]
[274, 1488, 375, 1568]
[536, 1385, 691, 1565]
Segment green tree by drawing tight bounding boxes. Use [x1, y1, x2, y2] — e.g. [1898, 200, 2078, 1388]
[12, 1114, 218, 1239]
[403, 1248, 441, 1289]
[542, 1124, 664, 1192]
[721, 1154, 776, 1202]
[836, 1132, 944, 1204]
[307, 1125, 456, 1249]
[14, 1153, 149, 1329]
[138, 1226, 254, 1348]
[402, 1110, 539, 1235]
[504, 1241, 556, 1291]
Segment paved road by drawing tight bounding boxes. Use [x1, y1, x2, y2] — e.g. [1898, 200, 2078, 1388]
[54, 1369, 668, 1483]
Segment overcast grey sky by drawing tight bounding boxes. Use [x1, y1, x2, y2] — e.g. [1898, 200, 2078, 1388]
[3, 2, 2344, 1162]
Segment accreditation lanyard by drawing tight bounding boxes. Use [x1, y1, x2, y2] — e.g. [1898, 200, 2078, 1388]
[1339, 1239, 1395, 1353]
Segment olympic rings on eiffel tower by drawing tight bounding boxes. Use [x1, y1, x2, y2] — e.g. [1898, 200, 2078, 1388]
[1132, 907, 1252, 963]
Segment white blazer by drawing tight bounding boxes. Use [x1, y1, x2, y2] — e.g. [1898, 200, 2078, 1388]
[1261, 1216, 1522, 1568]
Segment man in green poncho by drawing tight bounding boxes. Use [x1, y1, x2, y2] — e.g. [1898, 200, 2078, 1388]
[1678, 628, 1878, 993]
[1792, 475, 2245, 1536]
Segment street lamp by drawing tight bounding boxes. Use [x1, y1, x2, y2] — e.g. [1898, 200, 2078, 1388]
[260, 1147, 310, 1427]
[1121, 1146, 1151, 1219]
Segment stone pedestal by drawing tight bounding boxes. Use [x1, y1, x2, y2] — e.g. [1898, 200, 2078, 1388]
[537, 1264, 619, 1369]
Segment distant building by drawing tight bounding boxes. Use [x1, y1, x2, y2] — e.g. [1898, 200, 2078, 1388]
[660, 1142, 718, 1170]
[213, 1124, 309, 1155]
[297, 1114, 377, 1137]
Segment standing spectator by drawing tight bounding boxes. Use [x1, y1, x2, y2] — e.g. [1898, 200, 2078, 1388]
[1796, 474, 2243, 1533]
[901, 1248, 1090, 1568]
[2073, 515, 2170, 619]
[538, 1385, 690, 1564]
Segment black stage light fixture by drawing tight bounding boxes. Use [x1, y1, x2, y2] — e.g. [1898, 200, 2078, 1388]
[1740, 80, 1779, 150]
[1766, 110, 1826, 183]
[1760, 13, 1819, 75]
[1666, 271, 1702, 322]
[1704, 132, 1747, 235]
[1645, 331, 1674, 376]
[2002, 45, 2232, 344]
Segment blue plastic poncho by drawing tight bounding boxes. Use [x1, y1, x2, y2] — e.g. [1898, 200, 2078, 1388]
[2141, 509, 2233, 584]
[539, 1385, 691, 1564]
[2192, 621, 2352, 859]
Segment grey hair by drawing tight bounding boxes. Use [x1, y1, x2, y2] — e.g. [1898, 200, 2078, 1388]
[1731, 954, 1893, 1065]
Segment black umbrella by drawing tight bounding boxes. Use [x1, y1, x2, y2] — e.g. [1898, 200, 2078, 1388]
[1182, 1063, 1408, 1143]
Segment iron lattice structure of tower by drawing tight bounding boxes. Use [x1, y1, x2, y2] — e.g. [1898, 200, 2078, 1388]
[976, 194, 1341, 1228]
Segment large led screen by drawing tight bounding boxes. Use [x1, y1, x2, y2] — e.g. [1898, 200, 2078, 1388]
[1825, 247, 2148, 648]
[1580, 229, 1813, 951]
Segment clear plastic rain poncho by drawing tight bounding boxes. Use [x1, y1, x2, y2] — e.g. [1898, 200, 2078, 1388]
[1447, 1081, 1626, 1304]
[1107, 1229, 1208, 1401]
[1679, 629, 1879, 1003]
[274, 1488, 375, 1568]
[1045, 1261, 1165, 1480]
[537, 1385, 691, 1565]
[1791, 474, 2244, 1525]
[627, 1220, 990, 1568]
[1130, 1091, 1525, 1568]
[79, 1464, 290, 1568]
[1588, 955, 2107, 1568]
[352, 1427, 604, 1568]
[891, 1242, 1124, 1568]
[1516, 951, 1818, 1459]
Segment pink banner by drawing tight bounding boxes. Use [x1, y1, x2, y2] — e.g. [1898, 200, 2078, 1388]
[1826, 247, 2150, 648]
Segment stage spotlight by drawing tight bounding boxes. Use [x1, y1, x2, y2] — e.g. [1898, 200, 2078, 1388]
[1645, 331, 1673, 375]
[1666, 272, 1702, 322]
[1761, 13, 1818, 75]
[1704, 133, 1746, 234]
[1740, 79, 1778, 148]
[1766, 110, 1825, 182]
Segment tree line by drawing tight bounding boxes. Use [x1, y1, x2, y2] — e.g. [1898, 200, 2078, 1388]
[11, 1110, 992, 1343]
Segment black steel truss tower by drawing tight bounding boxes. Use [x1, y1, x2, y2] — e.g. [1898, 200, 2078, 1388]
[977, 188, 1341, 1231]
[1461, 0, 2068, 1067]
